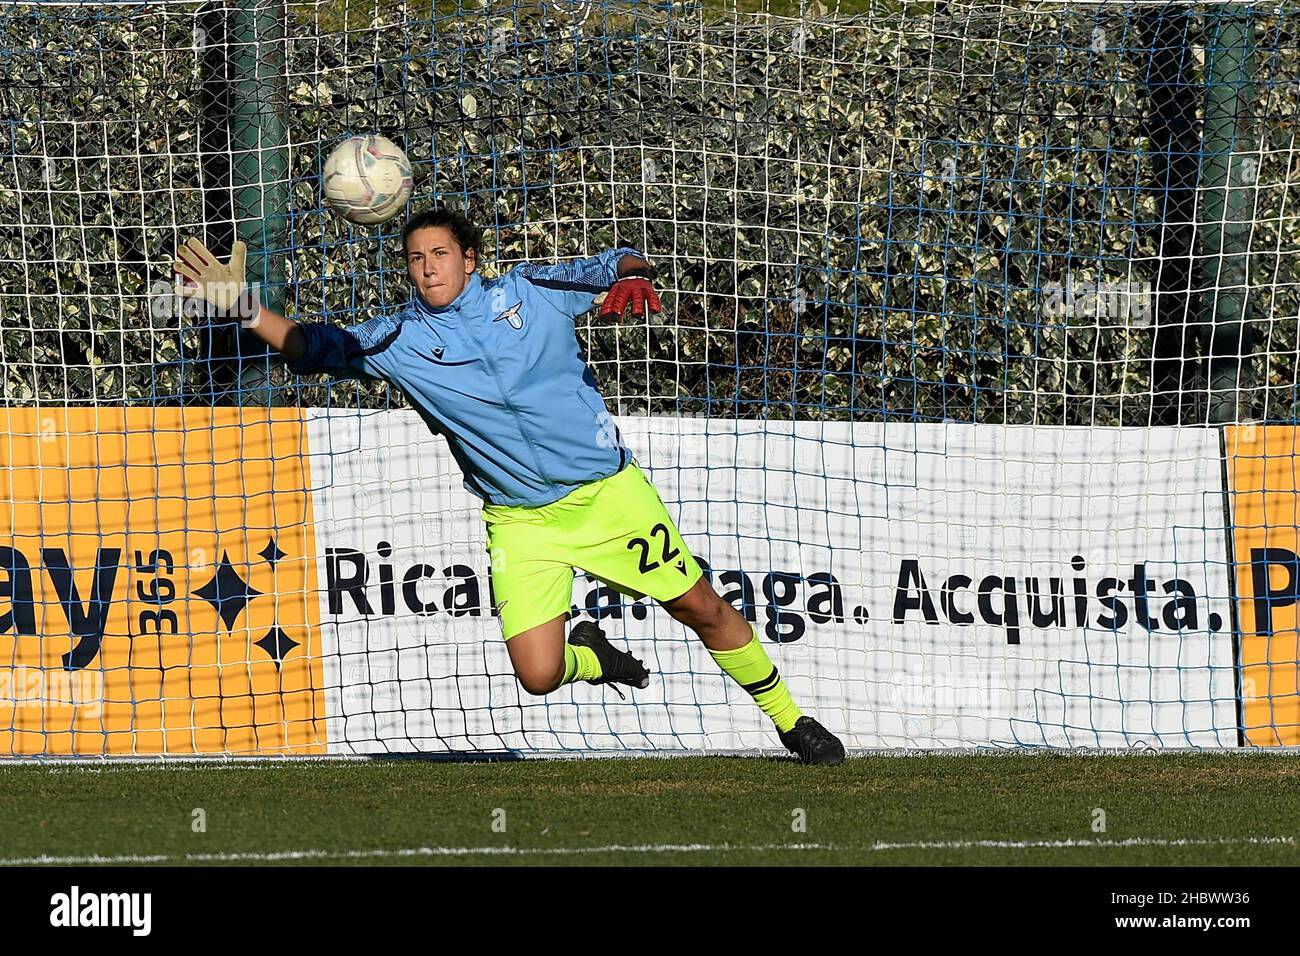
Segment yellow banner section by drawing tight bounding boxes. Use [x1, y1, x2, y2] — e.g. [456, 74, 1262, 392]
[1225, 425, 1300, 746]
[0, 408, 325, 755]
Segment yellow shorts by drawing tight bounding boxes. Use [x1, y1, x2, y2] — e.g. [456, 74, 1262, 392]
[481, 461, 704, 639]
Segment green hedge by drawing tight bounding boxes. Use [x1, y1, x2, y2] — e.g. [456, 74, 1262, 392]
[2, 0, 1297, 424]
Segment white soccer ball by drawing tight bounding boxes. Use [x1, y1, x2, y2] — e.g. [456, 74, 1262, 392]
[322, 134, 413, 226]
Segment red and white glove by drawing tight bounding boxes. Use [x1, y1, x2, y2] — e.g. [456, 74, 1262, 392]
[600, 268, 662, 319]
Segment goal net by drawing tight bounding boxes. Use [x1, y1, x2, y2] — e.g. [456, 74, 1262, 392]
[1, 0, 1298, 755]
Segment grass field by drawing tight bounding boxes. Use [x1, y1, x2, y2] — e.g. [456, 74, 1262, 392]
[1, 753, 1298, 867]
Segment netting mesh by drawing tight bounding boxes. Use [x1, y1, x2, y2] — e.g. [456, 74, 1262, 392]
[2, 1, 1299, 755]
[4, 0, 1297, 423]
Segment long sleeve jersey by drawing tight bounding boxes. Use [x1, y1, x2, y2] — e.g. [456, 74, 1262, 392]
[287, 247, 642, 507]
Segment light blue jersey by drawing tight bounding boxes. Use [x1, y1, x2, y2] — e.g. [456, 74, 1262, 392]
[288, 247, 643, 507]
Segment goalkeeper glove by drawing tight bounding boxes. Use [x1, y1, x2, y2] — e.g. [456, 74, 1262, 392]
[173, 237, 258, 320]
[599, 267, 662, 319]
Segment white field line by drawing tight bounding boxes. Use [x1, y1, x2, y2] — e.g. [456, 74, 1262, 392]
[0, 844, 834, 865]
[870, 836, 1298, 851]
[2, 835, 1294, 866]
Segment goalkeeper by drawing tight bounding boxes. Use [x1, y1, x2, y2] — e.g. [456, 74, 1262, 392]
[174, 207, 844, 765]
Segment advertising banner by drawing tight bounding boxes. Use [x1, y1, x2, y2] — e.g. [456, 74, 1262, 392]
[0, 408, 1244, 754]
[1225, 425, 1300, 746]
[0, 408, 326, 755]
[306, 413, 1238, 752]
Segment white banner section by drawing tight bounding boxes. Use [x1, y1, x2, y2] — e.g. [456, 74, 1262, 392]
[304, 411, 1237, 751]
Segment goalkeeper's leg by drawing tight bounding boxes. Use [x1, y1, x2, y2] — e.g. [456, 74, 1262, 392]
[505, 613, 649, 696]
[504, 613, 569, 696]
[486, 492, 651, 696]
[662, 576, 846, 765]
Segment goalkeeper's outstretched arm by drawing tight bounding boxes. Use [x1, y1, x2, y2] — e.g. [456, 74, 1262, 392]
[244, 302, 304, 362]
[172, 237, 306, 363]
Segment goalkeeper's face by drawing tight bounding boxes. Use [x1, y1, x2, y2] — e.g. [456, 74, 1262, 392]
[405, 226, 477, 309]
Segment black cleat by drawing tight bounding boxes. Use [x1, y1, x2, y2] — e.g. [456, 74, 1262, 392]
[779, 716, 846, 766]
[567, 621, 650, 696]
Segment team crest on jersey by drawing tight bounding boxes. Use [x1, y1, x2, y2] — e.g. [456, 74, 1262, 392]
[493, 301, 525, 330]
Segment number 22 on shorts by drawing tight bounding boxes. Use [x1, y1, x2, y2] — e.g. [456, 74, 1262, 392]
[626, 523, 688, 576]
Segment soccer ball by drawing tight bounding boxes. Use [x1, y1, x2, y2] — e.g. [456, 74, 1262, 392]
[322, 134, 413, 226]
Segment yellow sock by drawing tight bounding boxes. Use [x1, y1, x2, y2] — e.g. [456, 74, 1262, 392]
[707, 625, 803, 732]
[562, 642, 602, 685]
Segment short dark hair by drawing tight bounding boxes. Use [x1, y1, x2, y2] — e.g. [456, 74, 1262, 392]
[402, 207, 483, 260]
